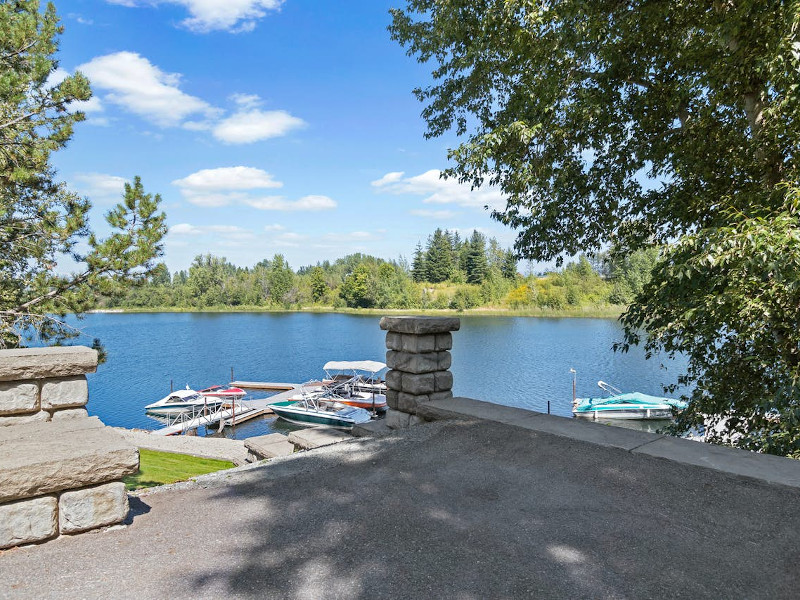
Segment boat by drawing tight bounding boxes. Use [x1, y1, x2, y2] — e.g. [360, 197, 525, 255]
[198, 384, 247, 402]
[322, 360, 388, 395]
[144, 386, 225, 417]
[311, 360, 388, 412]
[572, 381, 688, 420]
[268, 395, 372, 429]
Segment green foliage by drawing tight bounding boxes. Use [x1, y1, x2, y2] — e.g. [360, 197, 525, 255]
[464, 230, 488, 284]
[267, 254, 294, 306]
[424, 228, 454, 283]
[340, 263, 374, 308]
[391, 0, 800, 454]
[0, 4, 166, 347]
[608, 247, 660, 305]
[309, 266, 327, 302]
[621, 191, 800, 456]
[450, 285, 482, 310]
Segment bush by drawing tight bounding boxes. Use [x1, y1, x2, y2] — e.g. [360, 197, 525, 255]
[450, 286, 482, 310]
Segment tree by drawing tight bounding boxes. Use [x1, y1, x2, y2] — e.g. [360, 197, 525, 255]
[501, 249, 518, 280]
[0, 3, 166, 347]
[309, 266, 328, 303]
[411, 242, 427, 282]
[267, 254, 294, 306]
[340, 263, 374, 308]
[425, 228, 453, 283]
[391, 2, 800, 454]
[464, 230, 488, 284]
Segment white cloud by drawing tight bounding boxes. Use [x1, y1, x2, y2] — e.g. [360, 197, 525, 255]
[73, 54, 303, 143]
[213, 109, 306, 144]
[173, 166, 282, 207]
[173, 167, 334, 211]
[371, 171, 405, 187]
[72, 172, 127, 204]
[230, 93, 262, 109]
[264, 224, 285, 231]
[107, 0, 283, 33]
[72, 96, 104, 114]
[243, 195, 336, 211]
[174, 166, 283, 192]
[79, 52, 218, 127]
[372, 169, 505, 210]
[169, 223, 203, 235]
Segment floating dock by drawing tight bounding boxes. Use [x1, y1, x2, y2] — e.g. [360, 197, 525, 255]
[153, 381, 322, 436]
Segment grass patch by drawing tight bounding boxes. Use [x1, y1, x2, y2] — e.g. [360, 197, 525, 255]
[123, 449, 235, 491]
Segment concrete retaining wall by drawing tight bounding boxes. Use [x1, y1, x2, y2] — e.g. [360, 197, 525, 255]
[0, 347, 138, 549]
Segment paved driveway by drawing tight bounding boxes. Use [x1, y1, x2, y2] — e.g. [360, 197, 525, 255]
[1, 419, 798, 599]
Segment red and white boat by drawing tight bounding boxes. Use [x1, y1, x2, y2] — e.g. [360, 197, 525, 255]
[198, 385, 247, 402]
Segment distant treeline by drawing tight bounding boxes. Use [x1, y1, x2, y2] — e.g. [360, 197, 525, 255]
[108, 228, 657, 311]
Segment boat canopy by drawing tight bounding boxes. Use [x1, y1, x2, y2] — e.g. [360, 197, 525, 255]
[584, 392, 686, 408]
[323, 360, 387, 373]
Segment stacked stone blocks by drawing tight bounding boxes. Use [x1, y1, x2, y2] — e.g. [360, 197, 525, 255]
[0, 347, 138, 549]
[0, 346, 97, 426]
[380, 317, 460, 427]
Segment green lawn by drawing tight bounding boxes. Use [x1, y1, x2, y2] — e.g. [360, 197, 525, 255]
[123, 449, 235, 491]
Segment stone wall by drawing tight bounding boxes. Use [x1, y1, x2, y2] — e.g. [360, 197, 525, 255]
[0, 346, 98, 426]
[0, 347, 138, 549]
[379, 316, 460, 429]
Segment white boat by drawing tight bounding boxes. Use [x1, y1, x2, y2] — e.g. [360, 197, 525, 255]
[315, 360, 388, 412]
[145, 387, 225, 417]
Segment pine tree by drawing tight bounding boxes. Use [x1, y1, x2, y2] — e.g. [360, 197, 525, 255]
[0, 3, 166, 347]
[424, 228, 453, 283]
[464, 230, 488, 284]
[411, 242, 427, 282]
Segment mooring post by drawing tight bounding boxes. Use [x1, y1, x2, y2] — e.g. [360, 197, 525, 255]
[379, 316, 460, 429]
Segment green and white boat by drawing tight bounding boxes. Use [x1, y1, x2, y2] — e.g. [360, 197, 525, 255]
[572, 381, 687, 420]
[268, 395, 372, 429]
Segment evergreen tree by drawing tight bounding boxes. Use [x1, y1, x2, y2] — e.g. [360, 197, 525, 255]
[411, 242, 427, 282]
[0, 3, 166, 347]
[465, 230, 488, 284]
[424, 228, 453, 283]
[501, 250, 518, 280]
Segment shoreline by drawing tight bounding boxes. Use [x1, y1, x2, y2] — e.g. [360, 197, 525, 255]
[89, 305, 625, 319]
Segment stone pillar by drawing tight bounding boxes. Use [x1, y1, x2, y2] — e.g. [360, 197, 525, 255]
[0, 346, 97, 426]
[379, 316, 460, 429]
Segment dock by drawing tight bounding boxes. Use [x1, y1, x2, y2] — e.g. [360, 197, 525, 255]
[153, 381, 322, 436]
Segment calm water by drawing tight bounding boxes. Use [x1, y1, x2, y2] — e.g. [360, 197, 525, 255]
[70, 312, 687, 438]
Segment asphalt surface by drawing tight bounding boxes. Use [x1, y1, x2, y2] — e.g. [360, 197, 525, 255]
[1, 419, 799, 599]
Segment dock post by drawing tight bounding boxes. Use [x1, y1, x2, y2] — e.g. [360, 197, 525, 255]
[379, 316, 460, 429]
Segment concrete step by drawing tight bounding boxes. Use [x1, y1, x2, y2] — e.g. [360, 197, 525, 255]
[352, 419, 392, 438]
[288, 428, 350, 450]
[244, 433, 295, 460]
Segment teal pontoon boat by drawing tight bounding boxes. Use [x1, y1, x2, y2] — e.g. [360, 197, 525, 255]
[572, 381, 687, 420]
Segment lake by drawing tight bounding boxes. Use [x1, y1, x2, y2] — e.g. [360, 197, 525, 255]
[72, 312, 687, 438]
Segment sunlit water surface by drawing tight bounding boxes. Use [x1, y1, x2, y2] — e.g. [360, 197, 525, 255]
[68, 312, 688, 439]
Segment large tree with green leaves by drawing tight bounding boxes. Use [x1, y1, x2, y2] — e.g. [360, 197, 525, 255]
[0, 1, 166, 347]
[391, 1, 800, 454]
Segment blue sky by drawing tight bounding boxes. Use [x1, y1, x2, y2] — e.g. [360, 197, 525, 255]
[51, 0, 518, 273]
